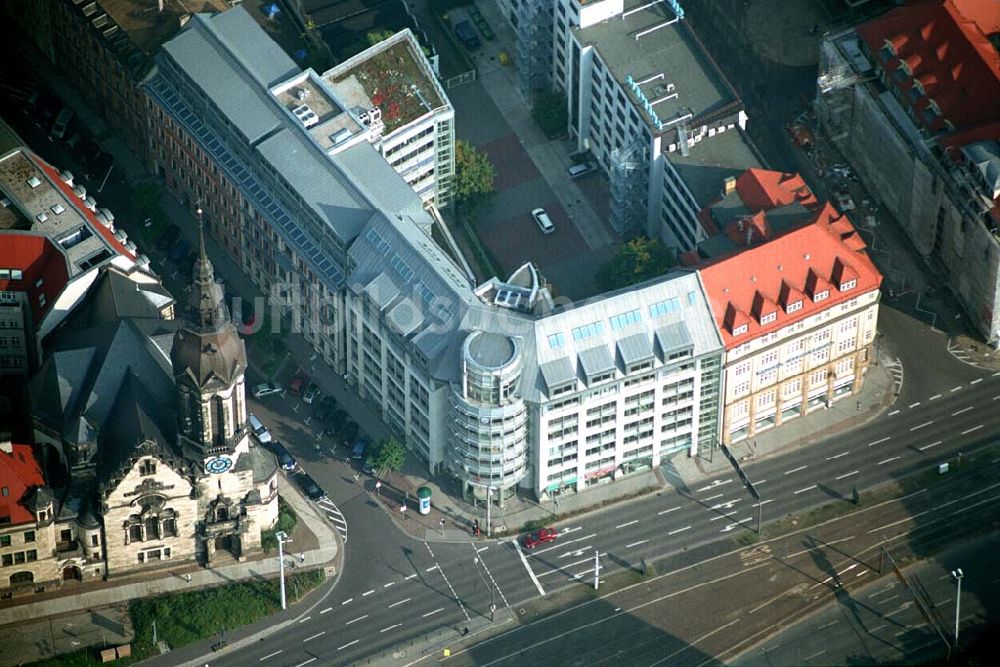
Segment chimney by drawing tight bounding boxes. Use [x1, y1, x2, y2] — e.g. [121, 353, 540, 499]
[0, 432, 12, 455]
[722, 176, 737, 196]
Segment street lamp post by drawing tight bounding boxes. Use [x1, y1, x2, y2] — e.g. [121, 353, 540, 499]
[276, 531, 291, 610]
[952, 568, 964, 646]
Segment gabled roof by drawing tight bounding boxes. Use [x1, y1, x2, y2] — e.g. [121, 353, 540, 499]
[698, 204, 883, 348]
[735, 168, 819, 211]
[0, 443, 46, 526]
[57, 264, 174, 333]
[857, 0, 1000, 134]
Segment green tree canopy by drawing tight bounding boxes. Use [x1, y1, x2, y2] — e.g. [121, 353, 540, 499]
[597, 237, 674, 292]
[531, 90, 568, 139]
[371, 437, 407, 480]
[366, 29, 395, 46]
[453, 140, 496, 214]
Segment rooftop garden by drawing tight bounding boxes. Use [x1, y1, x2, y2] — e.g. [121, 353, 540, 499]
[336, 40, 443, 134]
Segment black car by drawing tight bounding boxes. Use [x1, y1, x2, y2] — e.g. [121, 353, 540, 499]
[270, 441, 297, 471]
[298, 473, 325, 501]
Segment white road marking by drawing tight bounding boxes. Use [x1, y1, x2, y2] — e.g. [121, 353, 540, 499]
[962, 425, 984, 435]
[888, 410, 900, 416]
[389, 598, 411, 608]
[304, 631, 325, 643]
[838, 563, 859, 576]
[929, 394, 941, 400]
[362, 589, 374, 596]
[709, 511, 740, 522]
[951, 386, 963, 392]
[294, 659, 316, 667]
[541, 534, 597, 557]
[794, 485, 818, 495]
[868, 437, 890, 447]
[320, 607, 332, 614]
[615, 520, 639, 529]
[918, 441, 942, 451]
[260, 650, 283, 661]
[710, 499, 742, 510]
[784, 465, 808, 475]
[658, 507, 681, 515]
[346, 615, 368, 625]
[668, 526, 691, 536]
[341, 598, 353, 605]
[405, 573, 418, 580]
[422, 608, 444, 618]
[836, 470, 860, 480]
[625, 540, 649, 549]
[878, 456, 901, 465]
[513, 540, 546, 596]
[298, 616, 311, 623]
[475, 545, 489, 553]
[952, 406, 974, 416]
[540, 553, 608, 575]
[752, 499, 774, 508]
[994, 395, 1000, 401]
[380, 624, 402, 633]
[696, 479, 733, 493]
[826, 451, 850, 460]
[755, 479, 768, 485]
[383, 582, 395, 588]
[425, 565, 438, 572]
[856, 570, 869, 578]
[803, 649, 826, 662]
[338, 640, 359, 651]
[910, 421, 933, 432]
[701, 492, 725, 502]
[971, 378, 983, 385]
[909, 402, 920, 408]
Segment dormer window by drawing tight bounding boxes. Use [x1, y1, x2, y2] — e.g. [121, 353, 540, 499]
[787, 300, 802, 313]
[760, 312, 777, 325]
[813, 290, 829, 302]
[733, 324, 748, 336]
[840, 279, 857, 291]
[139, 459, 157, 476]
[880, 40, 896, 61]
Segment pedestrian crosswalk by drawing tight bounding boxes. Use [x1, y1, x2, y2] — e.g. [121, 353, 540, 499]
[882, 357, 904, 395]
[316, 497, 348, 543]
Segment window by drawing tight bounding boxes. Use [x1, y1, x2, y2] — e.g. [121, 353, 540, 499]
[1, 486, 6, 496]
[548, 332, 565, 349]
[813, 290, 829, 302]
[609, 310, 641, 330]
[572, 321, 604, 341]
[1, 554, 10, 566]
[786, 300, 802, 313]
[839, 279, 856, 291]
[129, 525, 143, 542]
[139, 459, 156, 476]
[649, 297, 681, 317]
[23, 531, 34, 543]
[10, 270, 21, 280]
[91, 534, 99, 547]
[760, 312, 777, 325]
[733, 324, 748, 336]
[0, 535, 9, 547]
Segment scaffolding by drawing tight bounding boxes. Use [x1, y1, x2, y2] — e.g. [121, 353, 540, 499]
[514, 0, 553, 99]
[609, 138, 649, 235]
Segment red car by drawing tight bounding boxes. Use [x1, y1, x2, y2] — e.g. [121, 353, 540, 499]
[521, 527, 558, 549]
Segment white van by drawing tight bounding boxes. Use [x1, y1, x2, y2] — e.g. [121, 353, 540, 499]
[248, 413, 272, 444]
[532, 208, 554, 234]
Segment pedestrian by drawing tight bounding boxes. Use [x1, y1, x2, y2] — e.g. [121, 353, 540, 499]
[856, 400, 862, 412]
[184, 573, 192, 582]
[462, 627, 469, 636]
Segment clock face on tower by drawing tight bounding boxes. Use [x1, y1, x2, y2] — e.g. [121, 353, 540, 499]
[205, 456, 234, 474]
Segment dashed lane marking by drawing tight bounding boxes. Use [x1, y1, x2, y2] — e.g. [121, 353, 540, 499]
[405, 573, 418, 580]
[929, 394, 941, 400]
[794, 485, 818, 495]
[303, 631, 325, 642]
[868, 437, 890, 448]
[615, 520, 639, 529]
[625, 540, 649, 549]
[888, 410, 900, 416]
[422, 608, 444, 618]
[260, 650, 282, 661]
[951, 386, 963, 393]
[826, 451, 850, 460]
[962, 425, 984, 435]
[909, 402, 920, 408]
[910, 421, 933, 431]
[362, 589, 374, 597]
[836, 470, 860, 480]
[953, 406, 974, 416]
[338, 640, 359, 651]
[659, 507, 681, 515]
[918, 441, 942, 451]
[668, 526, 691, 536]
[320, 607, 332, 614]
[971, 378, 983, 385]
[293, 659, 316, 667]
[388, 598, 411, 609]
[341, 598, 352, 605]
[878, 456, 901, 466]
[345, 615, 367, 625]
[784, 465, 808, 475]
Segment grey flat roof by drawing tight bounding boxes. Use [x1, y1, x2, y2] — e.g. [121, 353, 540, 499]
[468, 332, 515, 368]
[655, 321, 694, 357]
[669, 128, 762, 208]
[575, 1, 736, 132]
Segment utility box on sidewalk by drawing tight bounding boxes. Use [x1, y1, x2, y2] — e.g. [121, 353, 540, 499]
[417, 486, 432, 515]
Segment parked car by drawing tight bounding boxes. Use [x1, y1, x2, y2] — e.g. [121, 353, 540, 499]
[252, 382, 282, 398]
[303, 383, 320, 405]
[351, 437, 370, 460]
[521, 527, 558, 550]
[362, 458, 376, 475]
[50, 107, 74, 140]
[248, 413, 272, 444]
[272, 442, 297, 471]
[298, 473, 325, 500]
[170, 238, 192, 264]
[531, 207, 555, 234]
[454, 20, 480, 49]
[567, 161, 597, 178]
[313, 395, 337, 422]
[288, 373, 308, 396]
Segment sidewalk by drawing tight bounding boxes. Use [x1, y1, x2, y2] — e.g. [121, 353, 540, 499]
[0, 484, 340, 664]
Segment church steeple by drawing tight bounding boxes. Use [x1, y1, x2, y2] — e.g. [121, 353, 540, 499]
[189, 207, 227, 330]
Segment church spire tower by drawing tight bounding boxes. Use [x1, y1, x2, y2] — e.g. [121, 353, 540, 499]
[171, 209, 250, 462]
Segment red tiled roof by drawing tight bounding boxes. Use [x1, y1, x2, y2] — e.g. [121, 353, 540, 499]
[857, 0, 1000, 134]
[950, 0, 1000, 34]
[31, 155, 136, 262]
[698, 203, 883, 349]
[735, 168, 819, 211]
[0, 233, 71, 323]
[0, 444, 45, 526]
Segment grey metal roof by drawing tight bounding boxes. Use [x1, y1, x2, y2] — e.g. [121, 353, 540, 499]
[578, 345, 615, 377]
[668, 128, 762, 208]
[364, 273, 400, 307]
[386, 298, 423, 336]
[655, 321, 694, 357]
[468, 332, 515, 368]
[617, 332, 654, 367]
[539, 357, 575, 390]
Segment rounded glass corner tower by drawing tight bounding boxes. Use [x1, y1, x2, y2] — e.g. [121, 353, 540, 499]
[450, 331, 528, 508]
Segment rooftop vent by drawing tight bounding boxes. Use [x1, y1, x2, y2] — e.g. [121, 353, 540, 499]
[95, 212, 113, 228]
[72, 184, 87, 199]
[83, 196, 97, 212]
[97, 208, 114, 223]
[330, 128, 352, 145]
[27, 176, 42, 189]
[36, 211, 48, 223]
[59, 170, 74, 185]
[135, 254, 150, 269]
[51, 203, 66, 215]
[296, 88, 310, 101]
[292, 104, 319, 128]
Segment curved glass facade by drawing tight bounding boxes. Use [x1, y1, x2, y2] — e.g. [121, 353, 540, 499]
[450, 332, 528, 504]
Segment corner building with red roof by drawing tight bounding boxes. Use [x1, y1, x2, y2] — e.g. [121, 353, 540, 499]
[696, 195, 883, 444]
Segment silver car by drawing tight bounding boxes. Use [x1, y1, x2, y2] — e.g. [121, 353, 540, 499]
[252, 382, 282, 398]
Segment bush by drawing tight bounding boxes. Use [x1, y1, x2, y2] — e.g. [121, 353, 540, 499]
[261, 496, 298, 553]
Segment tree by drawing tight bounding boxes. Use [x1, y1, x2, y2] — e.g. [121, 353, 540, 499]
[371, 437, 407, 482]
[453, 140, 495, 215]
[597, 237, 674, 291]
[531, 90, 568, 139]
[366, 29, 394, 46]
